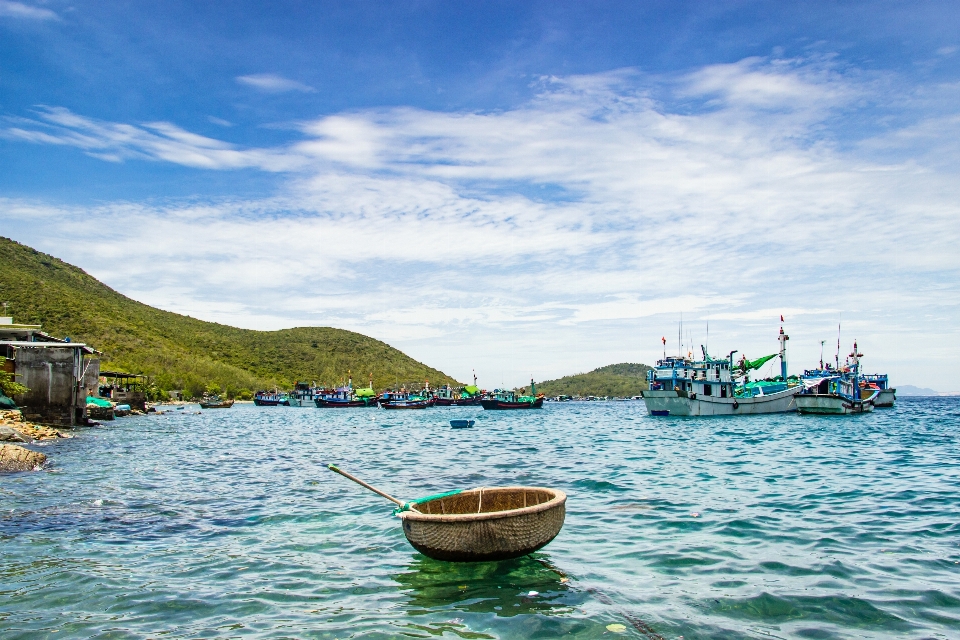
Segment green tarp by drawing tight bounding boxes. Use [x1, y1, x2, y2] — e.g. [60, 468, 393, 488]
[463, 385, 479, 396]
[0, 391, 16, 410]
[86, 396, 113, 408]
[742, 353, 779, 371]
[354, 388, 376, 398]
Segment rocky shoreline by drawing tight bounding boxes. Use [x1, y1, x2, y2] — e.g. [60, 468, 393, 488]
[0, 409, 71, 473]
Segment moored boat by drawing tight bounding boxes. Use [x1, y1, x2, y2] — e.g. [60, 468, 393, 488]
[380, 385, 435, 409]
[796, 341, 878, 415]
[253, 391, 294, 406]
[862, 373, 896, 407]
[433, 374, 482, 406]
[480, 379, 544, 410]
[641, 326, 801, 416]
[199, 394, 234, 409]
[315, 373, 379, 408]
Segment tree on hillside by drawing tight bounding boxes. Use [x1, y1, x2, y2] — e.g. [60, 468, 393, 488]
[0, 357, 28, 397]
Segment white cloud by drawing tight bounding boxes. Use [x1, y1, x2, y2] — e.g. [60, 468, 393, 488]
[0, 0, 57, 20]
[236, 73, 316, 93]
[2, 56, 959, 385]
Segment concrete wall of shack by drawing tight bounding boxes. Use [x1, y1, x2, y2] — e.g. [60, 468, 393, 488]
[13, 346, 87, 427]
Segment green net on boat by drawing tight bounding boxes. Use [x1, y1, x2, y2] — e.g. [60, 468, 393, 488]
[742, 353, 779, 371]
[354, 388, 376, 398]
[463, 385, 480, 396]
[86, 396, 113, 408]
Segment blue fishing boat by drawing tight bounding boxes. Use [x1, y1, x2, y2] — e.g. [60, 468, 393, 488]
[862, 373, 895, 407]
[480, 379, 544, 410]
[642, 327, 801, 416]
[314, 373, 378, 408]
[434, 373, 482, 406]
[796, 341, 878, 414]
[254, 391, 294, 406]
[380, 385, 435, 409]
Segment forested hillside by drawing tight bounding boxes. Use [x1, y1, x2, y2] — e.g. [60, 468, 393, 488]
[536, 362, 651, 398]
[0, 237, 457, 398]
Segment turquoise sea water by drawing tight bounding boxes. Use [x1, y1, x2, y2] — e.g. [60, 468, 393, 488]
[2, 398, 959, 639]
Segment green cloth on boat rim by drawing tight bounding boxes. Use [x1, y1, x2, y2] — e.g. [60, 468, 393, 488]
[393, 489, 464, 515]
[86, 396, 113, 408]
[354, 388, 376, 398]
[742, 353, 779, 371]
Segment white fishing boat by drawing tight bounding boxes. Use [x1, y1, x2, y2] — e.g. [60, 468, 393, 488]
[642, 326, 801, 416]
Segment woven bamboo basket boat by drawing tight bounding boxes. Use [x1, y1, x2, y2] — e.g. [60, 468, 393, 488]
[327, 465, 566, 562]
[398, 486, 566, 562]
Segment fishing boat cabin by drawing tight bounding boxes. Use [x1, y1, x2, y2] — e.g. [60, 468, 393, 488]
[647, 355, 734, 399]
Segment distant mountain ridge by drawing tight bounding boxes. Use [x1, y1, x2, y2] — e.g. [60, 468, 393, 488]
[897, 385, 947, 396]
[0, 236, 458, 397]
[536, 362, 652, 398]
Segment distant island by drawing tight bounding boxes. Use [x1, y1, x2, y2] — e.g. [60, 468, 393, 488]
[898, 385, 948, 396]
[535, 362, 651, 398]
[0, 237, 458, 399]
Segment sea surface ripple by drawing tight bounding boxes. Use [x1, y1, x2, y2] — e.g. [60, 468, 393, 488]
[2, 398, 959, 639]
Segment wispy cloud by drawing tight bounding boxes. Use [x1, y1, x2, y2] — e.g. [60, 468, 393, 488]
[2, 107, 303, 170]
[236, 73, 316, 93]
[3, 56, 959, 384]
[0, 0, 57, 20]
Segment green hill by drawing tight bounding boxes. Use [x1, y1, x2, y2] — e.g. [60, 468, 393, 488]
[0, 236, 458, 398]
[536, 362, 652, 398]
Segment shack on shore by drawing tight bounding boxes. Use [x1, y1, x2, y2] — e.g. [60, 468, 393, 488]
[0, 317, 101, 427]
[99, 371, 148, 411]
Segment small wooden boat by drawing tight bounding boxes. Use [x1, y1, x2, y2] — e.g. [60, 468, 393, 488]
[328, 465, 566, 562]
[450, 419, 475, 428]
[199, 395, 234, 409]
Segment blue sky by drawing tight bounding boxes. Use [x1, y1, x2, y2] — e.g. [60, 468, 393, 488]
[2, 1, 959, 388]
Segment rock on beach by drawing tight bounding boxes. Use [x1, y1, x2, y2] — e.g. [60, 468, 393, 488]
[0, 425, 30, 442]
[0, 443, 47, 473]
[0, 409, 70, 440]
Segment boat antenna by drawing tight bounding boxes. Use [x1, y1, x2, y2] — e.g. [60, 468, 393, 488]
[661, 336, 666, 360]
[678, 313, 682, 358]
[835, 314, 841, 369]
[820, 340, 825, 369]
[706, 320, 709, 359]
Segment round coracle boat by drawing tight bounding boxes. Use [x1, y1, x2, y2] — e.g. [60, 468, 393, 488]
[397, 486, 566, 562]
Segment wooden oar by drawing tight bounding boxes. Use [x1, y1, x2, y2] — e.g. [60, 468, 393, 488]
[327, 464, 404, 506]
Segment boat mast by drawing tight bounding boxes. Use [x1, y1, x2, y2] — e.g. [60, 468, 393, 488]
[779, 315, 789, 381]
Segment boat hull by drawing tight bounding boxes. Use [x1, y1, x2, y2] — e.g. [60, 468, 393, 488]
[480, 398, 544, 410]
[796, 393, 875, 414]
[641, 387, 800, 416]
[381, 399, 435, 409]
[314, 398, 377, 408]
[434, 397, 482, 406]
[874, 388, 896, 408]
[253, 398, 281, 406]
[199, 401, 234, 409]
